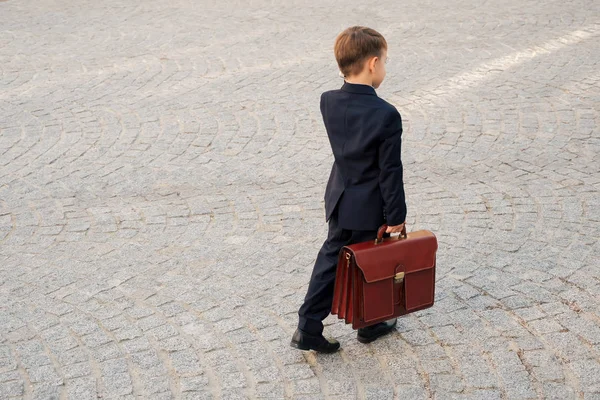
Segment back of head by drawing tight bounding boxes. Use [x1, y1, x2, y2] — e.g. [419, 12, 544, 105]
[334, 26, 387, 78]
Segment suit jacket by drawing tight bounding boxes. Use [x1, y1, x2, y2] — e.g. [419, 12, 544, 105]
[321, 81, 407, 231]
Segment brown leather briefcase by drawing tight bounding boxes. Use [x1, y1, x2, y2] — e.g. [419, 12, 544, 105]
[331, 225, 438, 329]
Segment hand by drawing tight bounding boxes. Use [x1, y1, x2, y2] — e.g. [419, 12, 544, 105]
[386, 222, 406, 234]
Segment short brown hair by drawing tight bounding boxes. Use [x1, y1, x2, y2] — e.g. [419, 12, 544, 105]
[334, 26, 387, 77]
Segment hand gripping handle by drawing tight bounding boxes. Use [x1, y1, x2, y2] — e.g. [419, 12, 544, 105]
[375, 224, 407, 244]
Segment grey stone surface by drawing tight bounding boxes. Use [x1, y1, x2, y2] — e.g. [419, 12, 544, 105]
[0, 0, 599, 398]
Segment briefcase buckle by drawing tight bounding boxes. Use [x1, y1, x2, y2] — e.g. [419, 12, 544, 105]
[394, 272, 405, 283]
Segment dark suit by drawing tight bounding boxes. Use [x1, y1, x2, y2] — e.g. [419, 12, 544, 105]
[298, 81, 407, 336]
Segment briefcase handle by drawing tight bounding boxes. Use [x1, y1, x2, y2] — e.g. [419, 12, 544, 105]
[375, 224, 407, 244]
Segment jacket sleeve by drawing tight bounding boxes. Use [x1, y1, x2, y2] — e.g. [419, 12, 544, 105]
[378, 108, 407, 226]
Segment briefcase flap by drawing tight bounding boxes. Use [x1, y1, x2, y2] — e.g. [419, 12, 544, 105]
[345, 230, 437, 283]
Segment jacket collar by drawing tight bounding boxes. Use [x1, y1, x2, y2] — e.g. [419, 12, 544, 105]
[341, 81, 377, 96]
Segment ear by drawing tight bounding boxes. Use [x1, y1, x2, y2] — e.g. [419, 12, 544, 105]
[369, 56, 379, 73]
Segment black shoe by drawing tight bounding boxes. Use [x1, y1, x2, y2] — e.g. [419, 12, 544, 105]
[290, 329, 340, 353]
[357, 319, 398, 344]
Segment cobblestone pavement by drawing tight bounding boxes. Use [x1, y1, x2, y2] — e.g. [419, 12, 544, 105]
[1, 0, 599, 399]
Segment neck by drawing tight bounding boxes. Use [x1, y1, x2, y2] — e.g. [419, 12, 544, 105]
[344, 76, 373, 87]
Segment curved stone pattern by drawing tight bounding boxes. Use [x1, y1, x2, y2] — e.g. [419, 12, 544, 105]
[0, 0, 599, 399]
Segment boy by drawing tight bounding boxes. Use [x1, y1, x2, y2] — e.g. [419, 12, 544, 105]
[290, 26, 407, 353]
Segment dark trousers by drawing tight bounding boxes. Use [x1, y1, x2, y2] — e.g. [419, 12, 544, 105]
[297, 207, 379, 336]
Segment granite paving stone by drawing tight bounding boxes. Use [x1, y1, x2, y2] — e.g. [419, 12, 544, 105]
[1, 0, 599, 398]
